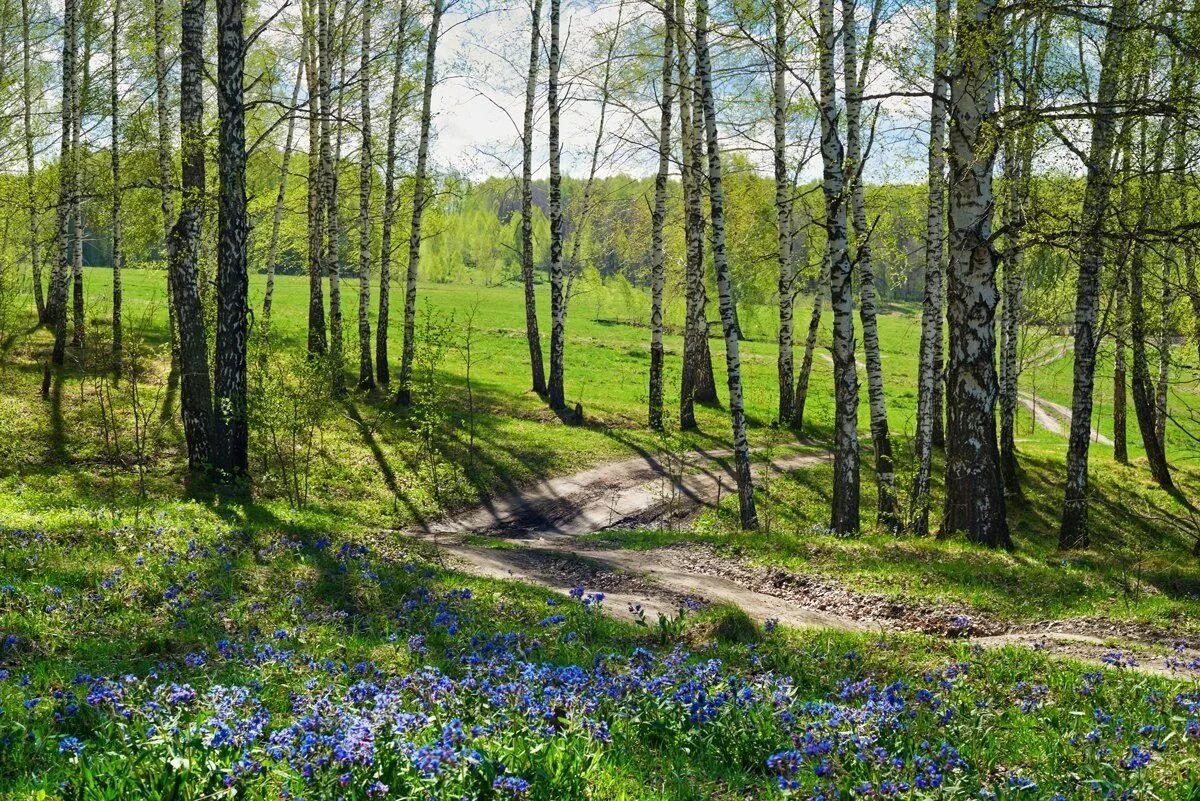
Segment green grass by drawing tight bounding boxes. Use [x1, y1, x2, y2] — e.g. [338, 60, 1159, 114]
[4, 269, 1200, 798]
[2, 266, 1199, 632]
[2, 521, 1199, 799]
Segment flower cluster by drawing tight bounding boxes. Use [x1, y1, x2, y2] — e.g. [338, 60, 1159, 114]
[2, 524, 1198, 800]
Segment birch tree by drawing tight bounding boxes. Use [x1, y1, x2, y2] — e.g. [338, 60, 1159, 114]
[911, 0, 949, 536]
[677, 0, 717, 430]
[1128, 118, 1175, 492]
[1059, 0, 1135, 549]
[817, 0, 859, 534]
[50, 0, 78, 366]
[396, 0, 444, 405]
[153, 0, 178, 364]
[520, 0, 547, 395]
[941, 0, 1009, 547]
[376, 2, 410, 385]
[214, 0, 250, 474]
[546, 0, 566, 411]
[563, 1, 623, 309]
[70, 15, 91, 351]
[772, 0, 793, 424]
[357, 0, 375, 390]
[648, 0, 675, 431]
[842, 0, 896, 528]
[323, 10, 349, 395]
[791, 243, 825, 431]
[261, 58, 306, 343]
[305, 0, 328, 356]
[696, 0, 755, 528]
[997, 16, 1047, 500]
[167, 0, 216, 470]
[111, 0, 123, 373]
[1113, 260, 1129, 464]
[22, 0, 45, 325]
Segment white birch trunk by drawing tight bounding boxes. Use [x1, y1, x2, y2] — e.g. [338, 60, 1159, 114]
[357, 0, 375, 390]
[648, 0, 675, 431]
[941, 0, 1009, 547]
[520, 0, 546, 394]
[696, 0, 756, 529]
[817, 0, 859, 534]
[376, 2, 409, 385]
[842, 0, 896, 529]
[396, 0, 443, 405]
[546, 0, 566, 410]
[910, 0, 949, 535]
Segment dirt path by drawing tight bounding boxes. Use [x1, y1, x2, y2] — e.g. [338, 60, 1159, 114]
[408, 449, 1198, 679]
[1017, 344, 1113, 445]
[1029, 393, 1114, 446]
[419, 448, 829, 540]
[1017, 392, 1067, 435]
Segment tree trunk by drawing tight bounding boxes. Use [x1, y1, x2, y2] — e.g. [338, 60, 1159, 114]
[324, 14, 349, 396]
[153, 0, 178, 364]
[357, 0, 375, 390]
[168, 0, 216, 471]
[1173, 79, 1199, 379]
[931, 321, 945, 446]
[213, 0, 249, 475]
[71, 27, 90, 350]
[1113, 263, 1128, 464]
[695, 0, 756, 529]
[1156, 260, 1171, 452]
[376, 2, 409, 385]
[678, 0, 716, 429]
[997, 23, 1047, 499]
[998, 241, 1022, 496]
[998, 23, 1048, 500]
[773, 0, 793, 424]
[546, 0, 566, 411]
[941, 0, 1010, 547]
[1129, 120, 1174, 492]
[910, 0, 948, 535]
[792, 244, 826, 433]
[648, 0, 675, 431]
[520, 0, 546, 395]
[50, 0, 77, 366]
[1155, 106, 1186, 452]
[111, 0, 123, 374]
[396, 0, 443, 405]
[842, 0, 896, 529]
[261, 58, 305, 344]
[1187, 202, 1200, 366]
[305, 0, 328, 356]
[817, 0, 859, 535]
[1059, 0, 1133, 549]
[1131, 237, 1173, 490]
[22, 0, 45, 325]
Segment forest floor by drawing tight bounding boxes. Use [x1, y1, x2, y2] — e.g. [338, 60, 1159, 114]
[408, 446, 1200, 679]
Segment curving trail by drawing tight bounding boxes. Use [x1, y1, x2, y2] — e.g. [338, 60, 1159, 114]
[408, 448, 1197, 679]
[420, 448, 829, 540]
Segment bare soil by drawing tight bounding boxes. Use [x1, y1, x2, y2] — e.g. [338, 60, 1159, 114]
[407, 448, 1200, 678]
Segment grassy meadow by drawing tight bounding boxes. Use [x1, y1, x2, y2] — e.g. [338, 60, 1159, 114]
[2, 267, 1200, 798]
[3, 266, 1198, 626]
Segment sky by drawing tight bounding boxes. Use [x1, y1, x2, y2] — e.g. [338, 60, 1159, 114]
[424, 0, 936, 185]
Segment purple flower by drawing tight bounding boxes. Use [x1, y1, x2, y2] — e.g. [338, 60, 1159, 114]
[493, 776, 531, 797]
[58, 736, 84, 755]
